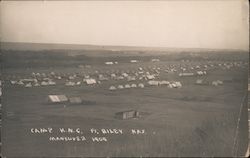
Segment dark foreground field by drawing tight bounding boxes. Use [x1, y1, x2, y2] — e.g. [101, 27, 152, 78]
[1, 51, 249, 157]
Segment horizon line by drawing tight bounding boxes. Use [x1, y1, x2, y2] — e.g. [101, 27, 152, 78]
[1, 41, 248, 52]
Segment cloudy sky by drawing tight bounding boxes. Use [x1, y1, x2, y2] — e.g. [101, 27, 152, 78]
[0, 0, 249, 50]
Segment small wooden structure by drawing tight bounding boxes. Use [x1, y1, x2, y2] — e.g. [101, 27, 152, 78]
[69, 97, 82, 104]
[115, 110, 140, 120]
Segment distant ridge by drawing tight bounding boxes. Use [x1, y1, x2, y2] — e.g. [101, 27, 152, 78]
[0, 42, 247, 53]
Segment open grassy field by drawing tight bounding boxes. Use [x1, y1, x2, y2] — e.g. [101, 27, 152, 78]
[1, 51, 248, 157]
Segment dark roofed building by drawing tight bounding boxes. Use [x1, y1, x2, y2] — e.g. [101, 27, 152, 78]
[115, 110, 139, 120]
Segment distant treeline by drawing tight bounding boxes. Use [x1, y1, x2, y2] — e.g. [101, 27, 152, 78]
[1, 50, 248, 68]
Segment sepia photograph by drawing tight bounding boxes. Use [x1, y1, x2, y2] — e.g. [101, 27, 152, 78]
[0, 0, 249, 157]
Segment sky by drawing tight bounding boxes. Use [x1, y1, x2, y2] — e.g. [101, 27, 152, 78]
[0, 0, 249, 50]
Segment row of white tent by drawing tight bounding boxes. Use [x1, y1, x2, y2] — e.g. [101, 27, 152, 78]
[9, 66, 184, 88]
[10, 77, 223, 88]
[108, 73, 156, 81]
[105, 61, 118, 65]
[11, 70, 158, 87]
[103, 60, 245, 68]
[26, 61, 245, 79]
[10, 79, 56, 87]
[178, 71, 207, 77]
[105, 59, 161, 65]
[105, 60, 139, 65]
[148, 80, 182, 88]
[196, 79, 223, 86]
[109, 80, 182, 91]
[29, 67, 158, 81]
[11, 78, 100, 88]
[26, 61, 218, 80]
[24, 81, 56, 87]
[109, 83, 145, 90]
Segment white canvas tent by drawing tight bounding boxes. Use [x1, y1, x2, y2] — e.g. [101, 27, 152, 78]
[148, 80, 159, 86]
[105, 62, 114, 65]
[25, 83, 32, 88]
[65, 81, 75, 86]
[48, 95, 68, 103]
[151, 59, 160, 62]
[117, 85, 124, 89]
[131, 84, 137, 88]
[175, 82, 182, 88]
[109, 86, 116, 90]
[138, 83, 145, 88]
[159, 80, 169, 85]
[125, 84, 131, 88]
[41, 81, 49, 86]
[130, 60, 138, 63]
[85, 79, 96, 85]
[146, 75, 155, 80]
